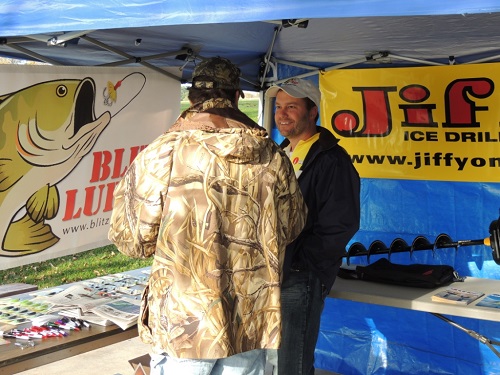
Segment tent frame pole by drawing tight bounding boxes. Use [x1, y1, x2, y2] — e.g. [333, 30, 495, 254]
[260, 26, 282, 88]
[99, 49, 191, 67]
[431, 313, 500, 358]
[466, 55, 500, 64]
[387, 53, 446, 66]
[4, 43, 63, 65]
[82, 35, 181, 81]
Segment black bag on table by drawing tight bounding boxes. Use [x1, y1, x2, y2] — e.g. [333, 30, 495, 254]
[338, 258, 461, 288]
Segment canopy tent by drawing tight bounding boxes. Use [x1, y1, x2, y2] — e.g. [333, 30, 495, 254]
[2, 1, 500, 374]
[3, 1, 500, 92]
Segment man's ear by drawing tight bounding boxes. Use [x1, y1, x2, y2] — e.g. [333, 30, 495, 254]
[310, 105, 318, 121]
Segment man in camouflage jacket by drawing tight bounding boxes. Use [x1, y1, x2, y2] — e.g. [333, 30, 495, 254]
[108, 57, 306, 375]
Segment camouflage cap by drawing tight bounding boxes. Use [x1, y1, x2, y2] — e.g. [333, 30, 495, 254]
[192, 57, 242, 91]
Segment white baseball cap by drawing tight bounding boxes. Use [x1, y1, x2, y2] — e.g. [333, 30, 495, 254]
[265, 78, 321, 108]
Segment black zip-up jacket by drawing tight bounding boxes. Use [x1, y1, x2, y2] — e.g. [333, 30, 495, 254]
[281, 126, 361, 291]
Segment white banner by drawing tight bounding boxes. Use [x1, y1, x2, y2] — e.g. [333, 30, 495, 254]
[0, 64, 180, 269]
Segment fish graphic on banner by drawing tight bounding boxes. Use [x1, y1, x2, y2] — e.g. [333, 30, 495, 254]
[0, 72, 146, 256]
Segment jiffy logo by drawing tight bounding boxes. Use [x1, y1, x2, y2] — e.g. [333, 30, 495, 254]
[331, 78, 494, 139]
[320, 64, 500, 182]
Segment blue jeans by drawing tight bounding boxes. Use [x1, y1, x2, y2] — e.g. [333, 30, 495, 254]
[275, 269, 327, 375]
[149, 349, 266, 375]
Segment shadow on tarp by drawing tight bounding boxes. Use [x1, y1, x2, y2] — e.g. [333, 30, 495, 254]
[316, 298, 500, 375]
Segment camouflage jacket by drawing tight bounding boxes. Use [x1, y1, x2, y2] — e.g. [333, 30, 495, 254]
[108, 99, 306, 359]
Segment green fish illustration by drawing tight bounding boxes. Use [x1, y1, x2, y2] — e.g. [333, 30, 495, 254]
[0, 77, 111, 256]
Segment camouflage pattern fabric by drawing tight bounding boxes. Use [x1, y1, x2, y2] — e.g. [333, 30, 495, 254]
[191, 57, 241, 90]
[108, 101, 306, 359]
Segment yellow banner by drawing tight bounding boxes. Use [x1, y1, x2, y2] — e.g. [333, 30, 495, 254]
[320, 63, 500, 182]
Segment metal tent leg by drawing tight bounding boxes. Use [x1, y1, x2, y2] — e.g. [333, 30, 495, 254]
[431, 313, 500, 358]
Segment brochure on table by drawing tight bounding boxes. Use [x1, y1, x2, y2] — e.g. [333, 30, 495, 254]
[476, 293, 500, 309]
[0, 269, 149, 331]
[431, 287, 485, 305]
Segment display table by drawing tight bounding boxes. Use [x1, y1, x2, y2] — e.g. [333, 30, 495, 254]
[0, 323, 138, 373]
[0, 267, 150, 372]
[329, 276, 500, 357]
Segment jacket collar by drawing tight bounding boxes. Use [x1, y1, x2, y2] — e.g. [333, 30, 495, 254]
[280, 127, 340, 172]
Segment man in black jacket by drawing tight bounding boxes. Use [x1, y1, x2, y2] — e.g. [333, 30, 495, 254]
[266, 78, 360, 375]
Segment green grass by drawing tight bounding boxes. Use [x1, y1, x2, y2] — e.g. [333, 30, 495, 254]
[0, 246, 152, 289]
[181, 98, 260, 122]
[0, 99, 260, 290]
